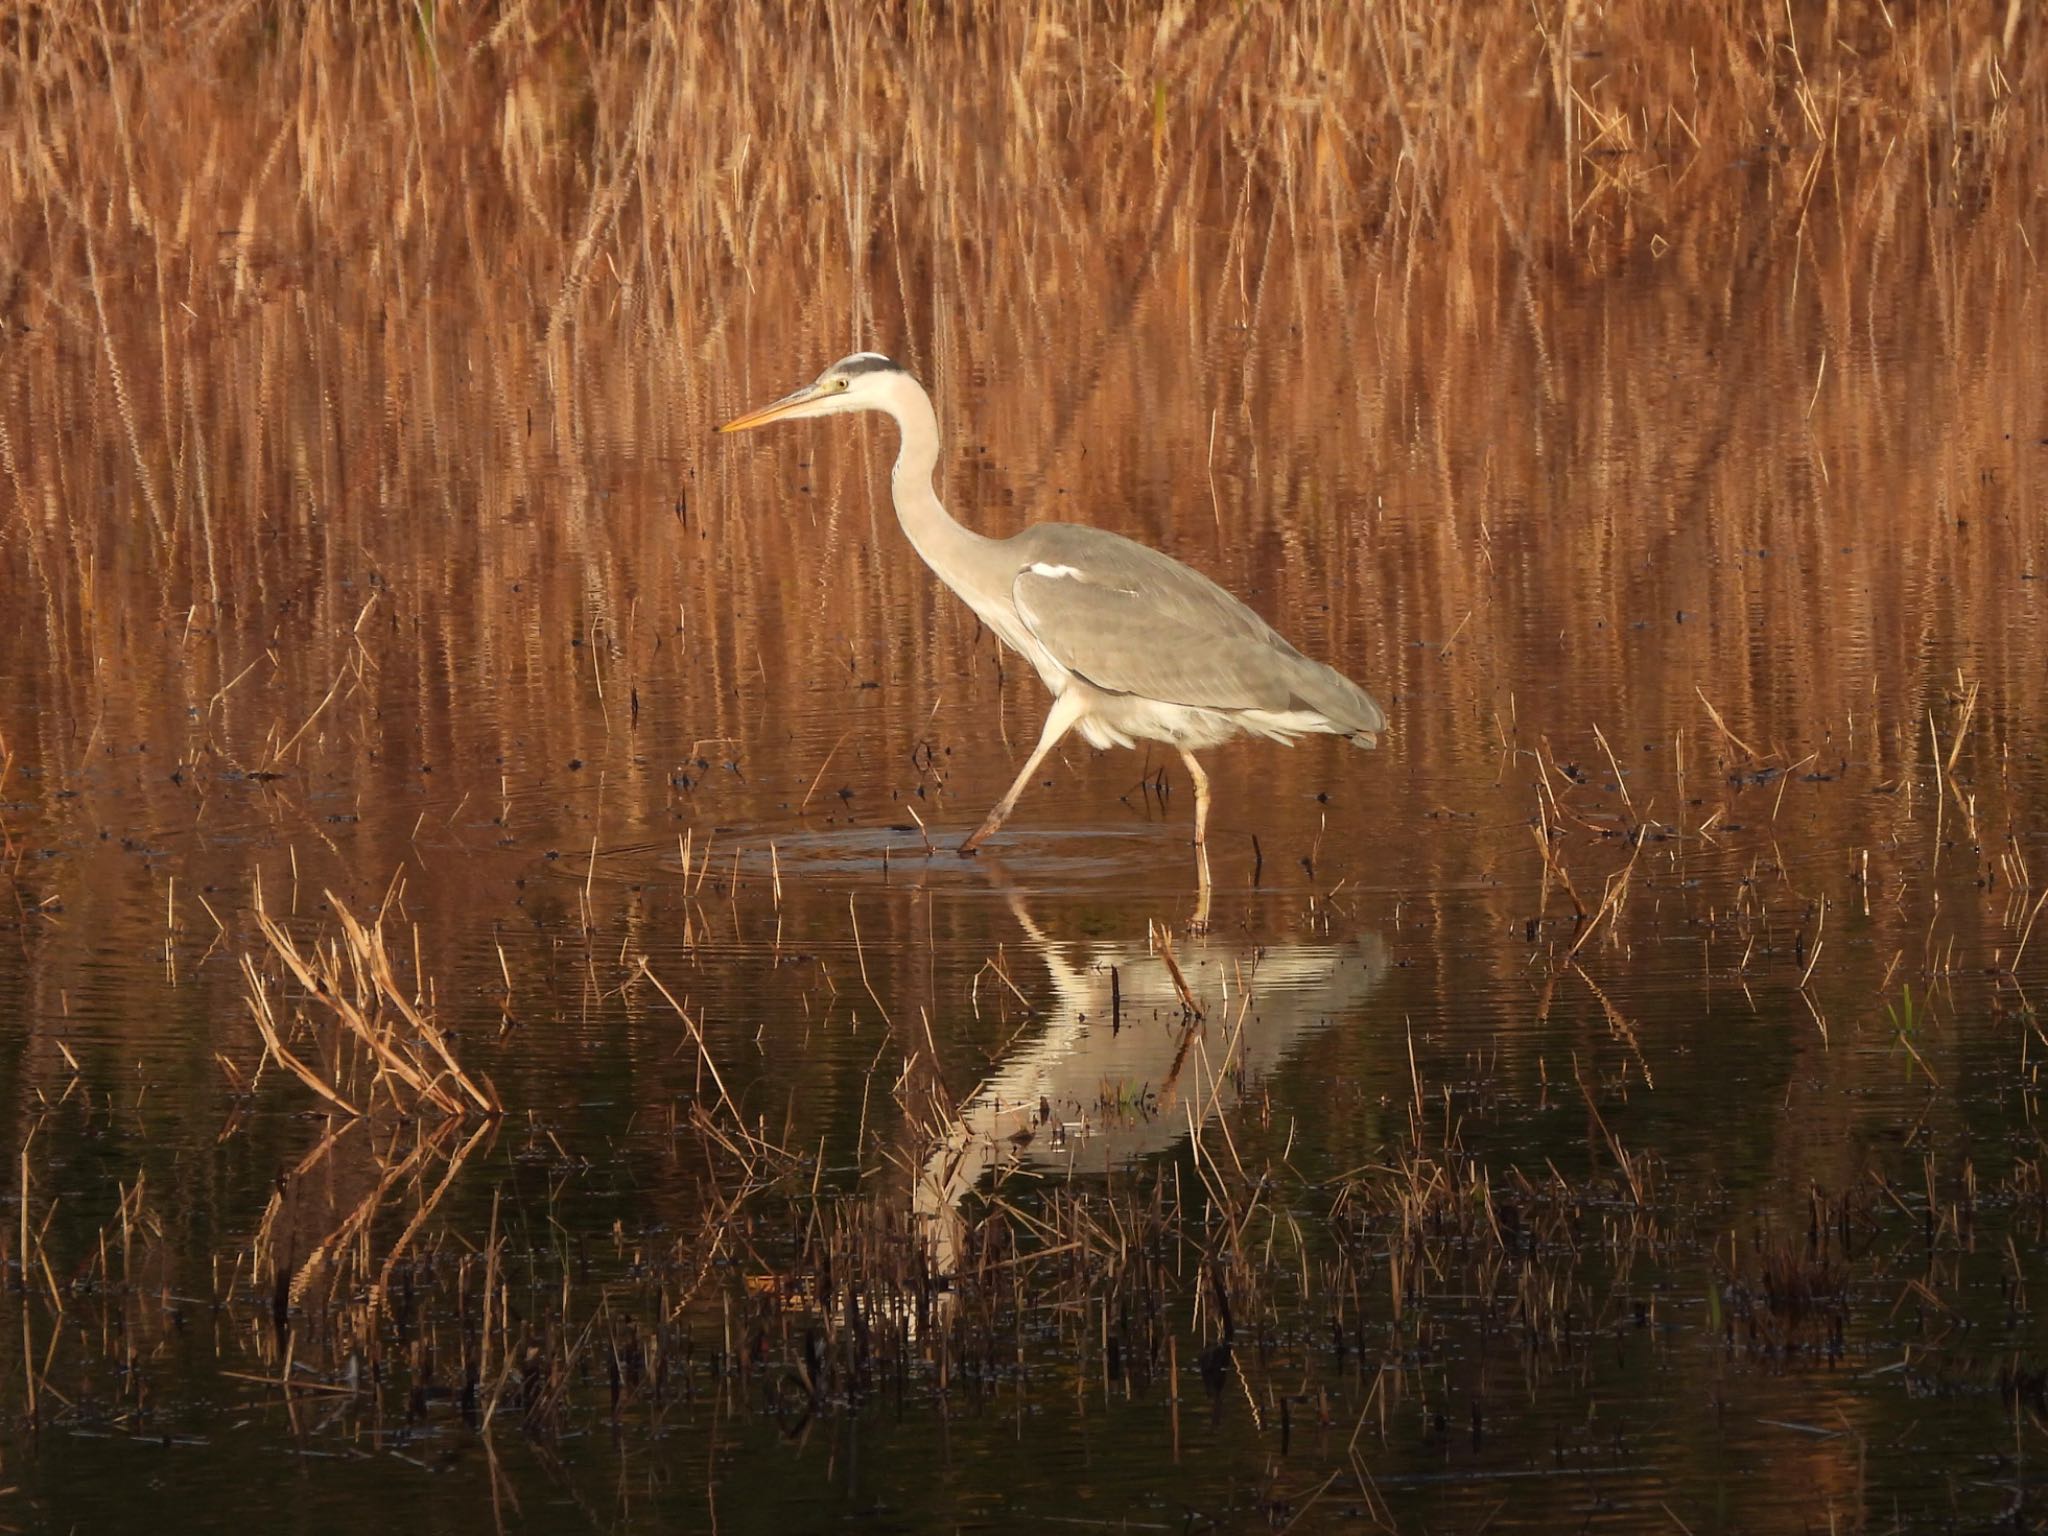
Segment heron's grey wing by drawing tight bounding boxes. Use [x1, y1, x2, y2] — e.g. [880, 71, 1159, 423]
[1009, 527, 1386, 737]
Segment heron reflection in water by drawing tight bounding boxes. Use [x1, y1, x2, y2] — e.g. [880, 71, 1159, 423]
[720, 354, 1387, 913]
[912, 889, 1390, 1277]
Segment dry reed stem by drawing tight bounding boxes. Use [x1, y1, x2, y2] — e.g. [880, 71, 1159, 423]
[240, 950, 362, 1118]
[1565, 811, 1650, 962]
[1696, 688, 1763, 763]
[246, 884, 498, 1119]
[253, 901, 449, 1111]
[328, 894, 500, 1114]
[1150, 920, 1204, 1019]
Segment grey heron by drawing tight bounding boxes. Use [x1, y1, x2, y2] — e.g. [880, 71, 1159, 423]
[719, 352, 1386, 896]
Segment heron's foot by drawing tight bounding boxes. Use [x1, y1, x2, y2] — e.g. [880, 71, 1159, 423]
[959, 809, 1009, 856]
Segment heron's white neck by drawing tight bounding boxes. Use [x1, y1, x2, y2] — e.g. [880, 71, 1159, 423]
[875, 372, 996, 602]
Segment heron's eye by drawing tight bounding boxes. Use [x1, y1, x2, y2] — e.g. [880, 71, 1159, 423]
[835, 377, 851, 391]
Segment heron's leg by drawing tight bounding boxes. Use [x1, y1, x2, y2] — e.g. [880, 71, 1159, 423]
[1178, 748, 1212, 931]
[1177, 748, 1213, 887]
[960, 691, 1087, 854]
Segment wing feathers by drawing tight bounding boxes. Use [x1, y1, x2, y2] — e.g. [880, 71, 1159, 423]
[1008, 526, 1384, 738]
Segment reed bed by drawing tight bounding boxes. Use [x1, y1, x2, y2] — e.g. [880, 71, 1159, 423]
[2, 1, 2042, 859]
[1, 1, 2041, 1086]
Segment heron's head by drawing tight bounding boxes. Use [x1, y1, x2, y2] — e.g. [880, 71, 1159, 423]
[718, 353, 912, 433]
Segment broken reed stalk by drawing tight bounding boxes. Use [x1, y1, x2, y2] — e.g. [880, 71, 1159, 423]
[245, 884, 501, 1119]
[1565, 808, 1650, 962]
[1530, 787, 1590, 922]
[799, 729, 853, 815]
[637, 957, 799, 1175]
[327, 895, 499, 1113]
[2008, 888, 2048, 977]
[1695, 687, 1761, 762]
[1150, 920, 1204, 1019]
[241, 950, 362, 1118]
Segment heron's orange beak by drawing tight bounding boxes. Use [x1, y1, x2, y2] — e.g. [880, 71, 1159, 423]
[717, 382, 828, 434]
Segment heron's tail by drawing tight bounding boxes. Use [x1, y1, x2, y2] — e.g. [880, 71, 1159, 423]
[1284, 657, 1387, 749]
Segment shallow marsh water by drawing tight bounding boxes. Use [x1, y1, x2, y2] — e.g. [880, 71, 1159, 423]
[3, 5, 2048, 1532]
